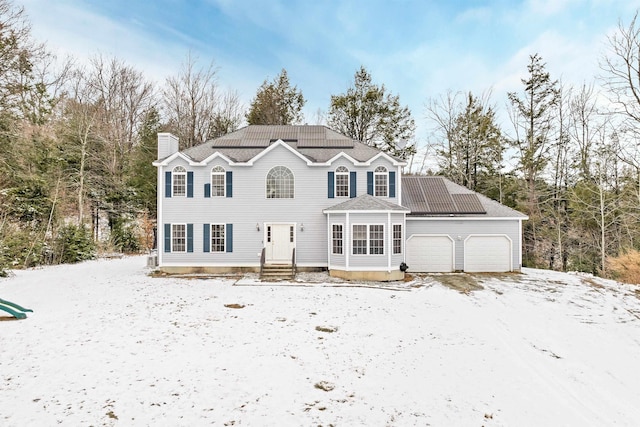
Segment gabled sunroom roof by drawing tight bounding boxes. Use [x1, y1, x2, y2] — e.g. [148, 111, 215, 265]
[323, 194, 410, 213]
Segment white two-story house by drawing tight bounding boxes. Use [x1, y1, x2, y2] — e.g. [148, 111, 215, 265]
[153, 125, 527, 280]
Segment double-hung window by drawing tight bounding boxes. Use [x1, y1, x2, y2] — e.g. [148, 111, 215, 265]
[172, 166, 186, 197]
[374, 166, 388, 197]
[335, 166, 349, 197]
[393, 224, 402, 254]
[352, 224, 385, 255]
[332, 224, 343, 255]
[210, 224, 225, 252]
[211, 166, 226, 197]
[352, 225, 368, 255]
[172, 224, 186, 252]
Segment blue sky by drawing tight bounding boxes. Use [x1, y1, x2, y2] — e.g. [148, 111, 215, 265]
[16, 0, 640, 144]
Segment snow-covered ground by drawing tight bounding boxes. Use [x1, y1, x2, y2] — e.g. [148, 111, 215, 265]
[1, 256, 639, 426]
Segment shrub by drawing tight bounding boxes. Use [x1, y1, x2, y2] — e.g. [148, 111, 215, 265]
[0, 224, 46, 270]
[606, 249, 640, 285]
[109, 217, 142, 254]
[54, 224, 96, 264]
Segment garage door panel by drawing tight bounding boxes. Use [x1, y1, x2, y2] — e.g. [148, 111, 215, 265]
[465, 235, 511, 272]
[407, 235, 454, 272]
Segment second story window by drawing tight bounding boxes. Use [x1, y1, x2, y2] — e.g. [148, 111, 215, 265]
[172, 166, 186, 197]
[266, 166, 294, 199]
[211, 166, 226, 197]
[374, 166, 388, 197]
[335, 166, 349, 197]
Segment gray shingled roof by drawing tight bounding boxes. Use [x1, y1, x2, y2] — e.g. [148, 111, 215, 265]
[182, 125, 395, 163]
[403, 176, 527, 218]
[324, 194, 411, 212]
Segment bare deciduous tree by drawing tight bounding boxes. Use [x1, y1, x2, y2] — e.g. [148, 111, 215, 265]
[162, 53, 220, 148]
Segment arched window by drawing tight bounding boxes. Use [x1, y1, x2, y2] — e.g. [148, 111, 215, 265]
[335, 166, 349, 197]
[211, 166, 225, 197]
[172, 166, 187, 197]
[374, 166, 388, 197]
[266, 166, 294, 199]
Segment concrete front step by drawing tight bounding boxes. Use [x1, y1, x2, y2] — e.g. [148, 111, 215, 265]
[260, 264, 295, 280]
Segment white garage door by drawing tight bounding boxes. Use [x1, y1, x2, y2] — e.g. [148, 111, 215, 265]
[465, 235, 511, 272]
[406, 235, 454, 272]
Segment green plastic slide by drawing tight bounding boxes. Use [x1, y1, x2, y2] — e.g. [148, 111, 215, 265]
[0, 298, 33, 319]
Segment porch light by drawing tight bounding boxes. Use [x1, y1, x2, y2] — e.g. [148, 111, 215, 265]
[300, 223, 304, 231]
[256, 223, 260, 231]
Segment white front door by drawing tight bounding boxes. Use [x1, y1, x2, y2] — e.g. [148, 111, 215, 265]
[265, 224, 295, 263]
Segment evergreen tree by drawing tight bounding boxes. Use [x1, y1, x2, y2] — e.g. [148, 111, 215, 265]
[328, 66, 415, 159]
[508, 53, 560, 266]
[246, 69, 305, 125]
[442, 92, 504, 192]
[128, 107, 161, 217]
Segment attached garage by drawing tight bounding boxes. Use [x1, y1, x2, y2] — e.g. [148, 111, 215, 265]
[464, 235, 512, 272]
[406, 235, 454, 272]
[403, 176, 528, 273]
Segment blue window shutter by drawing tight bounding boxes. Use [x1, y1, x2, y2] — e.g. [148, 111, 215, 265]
[164, 224, 171, 252]
[187, 172, 194, 198]
[327, 172, 335, 198]
[203, 224, 210, 253]
[204, 183, 211, 198]
[226, 171, 233, 198]
[226, 224, 233, 253]
[389, 171, 396, 198]
[367, 171, 374, 195]
[187, 223, 193, 252]
[350, 171, 357, 198]
[165, 172, 172, 198]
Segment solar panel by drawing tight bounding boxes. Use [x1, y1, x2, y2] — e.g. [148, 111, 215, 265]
[402, 177, 430, 213]
[452, 194, 486, 214]
[402, 176, 487, 214]
[421, 177, 456, 213]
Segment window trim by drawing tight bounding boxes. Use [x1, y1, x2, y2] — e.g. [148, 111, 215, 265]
[335, 166, 349, 198]
[172, 166, 187, 197]
[332, 223, 344, 255]
[266, 166, 295, 199]
[171, 223, 187, 253]
[211, 166, 226, 197]
[352, 223, 385, 256]
[374, 166, 388, 197]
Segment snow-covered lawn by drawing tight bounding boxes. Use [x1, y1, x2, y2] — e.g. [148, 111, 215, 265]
[1, 256, 639, 426]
